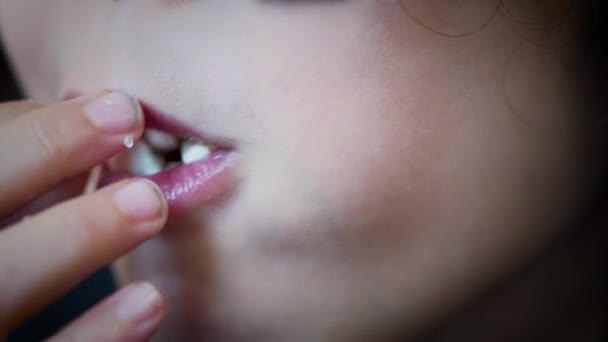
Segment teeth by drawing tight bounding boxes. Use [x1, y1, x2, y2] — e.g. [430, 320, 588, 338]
[145, 129, 179, 152]
[130, 142, 164, 176]
[180, 139, 211, 164]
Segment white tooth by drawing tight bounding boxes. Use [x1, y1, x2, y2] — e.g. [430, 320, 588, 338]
[180, 139, 210, 164]
[145, 129, 179, 152]
[130, 142, 164, 176]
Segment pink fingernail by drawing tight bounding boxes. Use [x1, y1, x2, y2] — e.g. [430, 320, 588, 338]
[116, 283, 164, 339]
[84, 92, 141, 134]
[113, 179, 165, 222]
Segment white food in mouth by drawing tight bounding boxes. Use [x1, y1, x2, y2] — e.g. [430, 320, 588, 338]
[130, 141, 164, 176]
[123, 130, 214, 176]
[180, 139, 211, 165]
[84, 165, 103, 194]
[145, 128, 179, 152]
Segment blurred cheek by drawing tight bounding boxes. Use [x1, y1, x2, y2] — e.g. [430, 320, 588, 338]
[234, 73, 445, 262]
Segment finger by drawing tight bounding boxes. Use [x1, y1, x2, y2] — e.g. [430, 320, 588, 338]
[0, 100, 41, 125]
[49, 282, 165, 342]
[0, 179, 167, 332]
[0, 174, 88, 228]
[0, 91, 144, 216]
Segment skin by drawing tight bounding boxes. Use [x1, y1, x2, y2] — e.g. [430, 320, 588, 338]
[0, 93, 169, 340]
[0, 0, 606, 340]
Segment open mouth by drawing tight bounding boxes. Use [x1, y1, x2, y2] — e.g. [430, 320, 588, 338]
[101, 102, 238, 216]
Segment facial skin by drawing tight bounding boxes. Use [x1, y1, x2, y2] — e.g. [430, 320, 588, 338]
[0, 1, 605, 340]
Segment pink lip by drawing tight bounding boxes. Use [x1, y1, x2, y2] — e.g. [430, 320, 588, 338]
[100, 152, 235, 215]
[100, 100, 238, 217]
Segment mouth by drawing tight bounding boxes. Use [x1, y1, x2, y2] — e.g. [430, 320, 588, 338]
[102, 102, 238, 216]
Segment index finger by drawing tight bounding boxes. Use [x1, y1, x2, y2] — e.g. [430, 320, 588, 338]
[0, 91, 144, 216]
[0, 179, 168, 332]
[0, 100, 41, 125]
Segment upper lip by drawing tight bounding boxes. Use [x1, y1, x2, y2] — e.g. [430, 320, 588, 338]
[140, 101, 234, 150]
[64, 89, 235, 150]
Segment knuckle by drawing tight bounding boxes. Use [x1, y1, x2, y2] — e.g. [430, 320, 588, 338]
[70, 214, 112, 247]
[64, 201, 125, 249]
[29, 114, 70, 161]
[109, 314, 133, 339]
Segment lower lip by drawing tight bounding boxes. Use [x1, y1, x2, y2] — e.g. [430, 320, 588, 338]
[102, 150, 238, 216]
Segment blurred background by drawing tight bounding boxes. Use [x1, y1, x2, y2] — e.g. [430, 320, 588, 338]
[0, 46, 115, 341]
[0, 47, 18, 101]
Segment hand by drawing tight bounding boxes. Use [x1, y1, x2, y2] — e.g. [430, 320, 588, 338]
[0, 91, 168, 341]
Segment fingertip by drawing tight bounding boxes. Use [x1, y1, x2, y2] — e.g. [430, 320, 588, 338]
[83, 91, 143, 135]
[113, 179, 168, 225]
[49, 282, 166, 342]
[116, 282, 166, 340]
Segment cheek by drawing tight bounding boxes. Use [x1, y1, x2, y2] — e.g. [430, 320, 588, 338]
[0, 1, 59, 99]
[220, 8, 594, 290]
[230, 78, 451, 265]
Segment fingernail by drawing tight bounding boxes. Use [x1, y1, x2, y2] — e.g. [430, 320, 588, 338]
[116, 283, 164, 339]
[113, 179, 165, 222]
[84, 92, 141, 134]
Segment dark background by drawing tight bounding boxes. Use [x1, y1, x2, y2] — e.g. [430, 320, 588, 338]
[0, 46, 18, 101]
[1, 46, 116, 341]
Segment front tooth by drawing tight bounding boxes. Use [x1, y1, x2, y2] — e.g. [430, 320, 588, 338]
[180, 139, 210, 164]
[131, 142, 164, 176]
[145, 129, 179, 152]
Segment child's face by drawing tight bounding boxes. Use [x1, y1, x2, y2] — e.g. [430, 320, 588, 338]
[0, 1, 599, 340]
